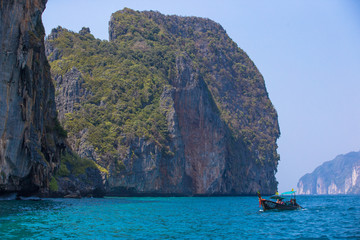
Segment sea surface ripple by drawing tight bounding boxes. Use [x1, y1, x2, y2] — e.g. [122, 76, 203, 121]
[0, 195, 359, 239]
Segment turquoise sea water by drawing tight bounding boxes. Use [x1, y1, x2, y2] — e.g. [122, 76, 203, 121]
[0, 196, 359, 239]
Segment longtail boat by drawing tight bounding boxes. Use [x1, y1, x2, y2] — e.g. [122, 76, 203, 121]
[257, 190, 302, 211]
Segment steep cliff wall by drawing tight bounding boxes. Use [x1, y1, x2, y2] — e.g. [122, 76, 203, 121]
[46, 8, 280, 195]
[298, 151, 360, 195]
[0, 0, 66, 195]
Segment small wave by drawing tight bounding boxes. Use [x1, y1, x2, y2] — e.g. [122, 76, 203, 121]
[19, 196, 42, 201]
[0, 193, 17, 200]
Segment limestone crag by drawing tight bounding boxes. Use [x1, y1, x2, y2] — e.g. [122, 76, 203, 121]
[298, 151, 360, 195]
[0, 0, 66, 195]
[46, 8, 280, 196]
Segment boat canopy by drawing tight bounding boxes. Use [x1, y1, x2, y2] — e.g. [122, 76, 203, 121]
[281, 190, 296, 195]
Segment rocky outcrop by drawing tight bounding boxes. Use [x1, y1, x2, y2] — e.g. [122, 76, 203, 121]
[0, 0, 66, 196]
[53, 67, 90, 122]
[298, 151, 360, 195]
[49, 150, 106, 198]
[46, 8, 280, 196]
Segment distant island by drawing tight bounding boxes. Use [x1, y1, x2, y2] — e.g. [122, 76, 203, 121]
[298, 151, 360, 195]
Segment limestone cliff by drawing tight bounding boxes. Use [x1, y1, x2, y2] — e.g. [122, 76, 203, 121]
[46, 8, 280, 195]
[298, 151, 360, 195]
[0, 0, 66, 195]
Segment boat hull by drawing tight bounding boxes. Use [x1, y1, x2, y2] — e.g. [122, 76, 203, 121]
[260, 199, 301, 211]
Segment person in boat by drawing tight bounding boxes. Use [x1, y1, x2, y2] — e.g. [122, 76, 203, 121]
[276, 199, 284, 205]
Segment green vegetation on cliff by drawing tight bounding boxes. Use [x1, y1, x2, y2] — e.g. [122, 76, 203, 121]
[48, 24, 173, 166]
[58, 152, 97, 177]
[46, 8, 280, 183]
[49, 176, 59, 192]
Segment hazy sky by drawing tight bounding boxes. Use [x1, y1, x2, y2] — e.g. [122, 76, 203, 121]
[43, 0, 360, 192]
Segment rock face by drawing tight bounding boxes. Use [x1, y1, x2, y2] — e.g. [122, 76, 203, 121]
[298, 151, 360, 195]
[53, 67, 90, 122]
[0, 0, 66, 195]
[46, 8, 280, 195]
